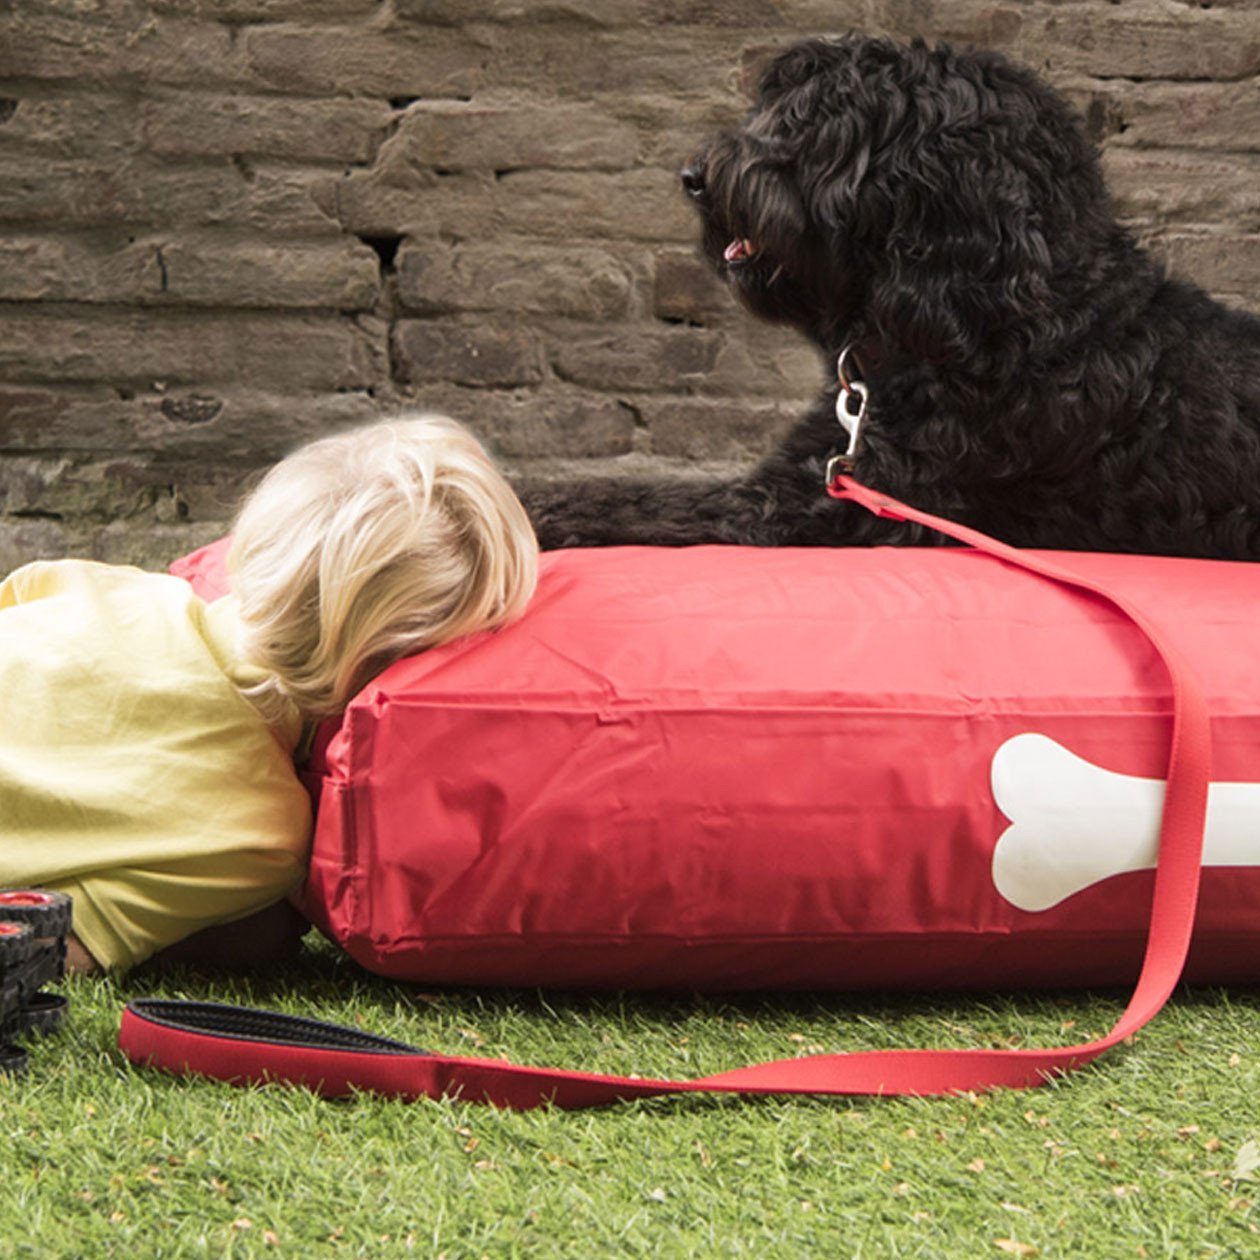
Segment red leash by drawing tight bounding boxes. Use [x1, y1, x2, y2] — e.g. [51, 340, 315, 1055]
[120, 478, 1212, 1108]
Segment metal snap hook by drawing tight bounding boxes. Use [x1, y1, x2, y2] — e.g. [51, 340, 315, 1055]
[836, 345, 859, 393]
[835, 378, 868, 445]
[827, 345, 869, 485]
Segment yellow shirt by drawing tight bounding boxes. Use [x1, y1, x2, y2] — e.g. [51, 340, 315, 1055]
[0, 560, 312, 970]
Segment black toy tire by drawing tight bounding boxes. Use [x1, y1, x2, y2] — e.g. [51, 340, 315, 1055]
[0, 921, 35, 968]
[19, 991, 69, 1037]
[0, 1042, 28, 1075]
[0, 890, 73, 939]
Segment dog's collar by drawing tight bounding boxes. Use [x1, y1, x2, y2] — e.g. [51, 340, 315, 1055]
[843, 336, 912, 388]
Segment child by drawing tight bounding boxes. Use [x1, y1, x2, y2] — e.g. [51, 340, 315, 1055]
[0, 415, 538, 973]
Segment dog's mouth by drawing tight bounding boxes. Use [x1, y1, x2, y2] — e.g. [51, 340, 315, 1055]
[723, 237, 760, 265]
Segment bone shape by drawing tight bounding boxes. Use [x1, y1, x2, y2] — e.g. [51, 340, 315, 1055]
[990, 733, 1260, 912]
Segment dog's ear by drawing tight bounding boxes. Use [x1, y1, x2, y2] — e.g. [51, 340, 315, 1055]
[864, 156, 1054, 369]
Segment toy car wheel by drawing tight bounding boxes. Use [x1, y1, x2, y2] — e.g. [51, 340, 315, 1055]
[0, 921, 34, 968]
[0, 1043, 28, 1075]
[19, 991, 69, 1037]
[0, 890, 72, 939]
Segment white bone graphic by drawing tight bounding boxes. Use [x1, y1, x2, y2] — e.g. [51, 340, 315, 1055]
[991, 733, 1260, 912]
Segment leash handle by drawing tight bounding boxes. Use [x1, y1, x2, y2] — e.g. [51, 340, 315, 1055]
[120, 479, 1212, 1108]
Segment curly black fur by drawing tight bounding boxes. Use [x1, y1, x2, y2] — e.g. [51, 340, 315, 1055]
[518, 34, 1260, 556]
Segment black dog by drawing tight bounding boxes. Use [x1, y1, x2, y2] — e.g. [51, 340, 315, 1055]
[518, 34, 1260, 557]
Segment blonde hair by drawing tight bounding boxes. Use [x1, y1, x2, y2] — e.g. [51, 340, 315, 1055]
[227, 414, 538, 723]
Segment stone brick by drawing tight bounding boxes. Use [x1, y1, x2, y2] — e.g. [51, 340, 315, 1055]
[243, 165, 345, 235]
[396, 242, 635, 319]
[0, 92, 139, 159]
[140, 94, 393, 163]
[1148, 233, 1260, 298]
[0, 451, 286, 560]
[241, 24, 485, 97]
[397, 0, 587, 21]
[1, 518, 76, 571]
[480, 28, 744, 98]
[0, 11, 239, 88]
[0, 235, 380, 310]
[1023, 4, 1260, 81]
[1064, 78, 1260, 154]
[393, 321, 545, 388]
[550, 318, 817, 397]
[0, 516, 232, 572]
[0, 386, 384, 459]
[768, 0, 877, 24]
[0, 154, 244, 228]
[627, 99, 745, 174]
[336, 167, 693, 244]
[0, 153, 344, 234]
[708, 328, 822, 399]
[875, 1, 1260, 80]
[396, 386, 636, 459]
[550, 327, 724, 391]
[0, 311, 382, 390]
[505, 455, 750, 495]
[0, 237, 135, 304]
[396, 0, 834, 25]
[643, 396, 802, 461]
[493, 170, 695, 243]
[872, 0, 1032, 55]
[156, 237, 380, 308]
[151, 1, 381, 18]
[0, 455, 192, 525]
[653, 249, 727, 322]
[334, 169, 495, 239]
[1104, 149, 1260, 231]
[551, 316, 817, 398]
[386, 100, 640, 172]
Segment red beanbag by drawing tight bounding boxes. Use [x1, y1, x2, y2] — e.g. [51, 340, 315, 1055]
[190, 538, 1253, 993]
[169, 534, 231, 601]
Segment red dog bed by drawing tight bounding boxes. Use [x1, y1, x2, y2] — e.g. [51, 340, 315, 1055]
[170, 514, 1255, 994]
[148, 481, 1231, 1103]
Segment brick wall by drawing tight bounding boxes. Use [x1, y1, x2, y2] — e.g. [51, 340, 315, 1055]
[2, 0, 1258, 568]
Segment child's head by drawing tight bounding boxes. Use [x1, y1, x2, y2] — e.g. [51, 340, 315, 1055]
[227, 414, 538, 720]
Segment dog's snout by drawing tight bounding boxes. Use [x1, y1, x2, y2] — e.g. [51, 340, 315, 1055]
[680, 164, 706, 198]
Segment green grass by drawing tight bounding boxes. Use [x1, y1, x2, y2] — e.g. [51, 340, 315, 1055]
[3, 938, 1258, 1257]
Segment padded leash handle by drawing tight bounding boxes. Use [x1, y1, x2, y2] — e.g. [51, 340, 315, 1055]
[120, 478, 1212, 1109]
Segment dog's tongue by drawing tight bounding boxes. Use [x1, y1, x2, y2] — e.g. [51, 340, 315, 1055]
[724, 238, 757, 263]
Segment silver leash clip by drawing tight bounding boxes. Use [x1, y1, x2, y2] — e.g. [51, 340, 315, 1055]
[827, 345, 869, 482]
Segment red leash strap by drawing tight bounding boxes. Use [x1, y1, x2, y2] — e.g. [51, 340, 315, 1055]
[119, 477, 1212, 1109]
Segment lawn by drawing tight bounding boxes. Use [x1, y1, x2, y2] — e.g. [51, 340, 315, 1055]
[2, 936, 1258, 1257]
